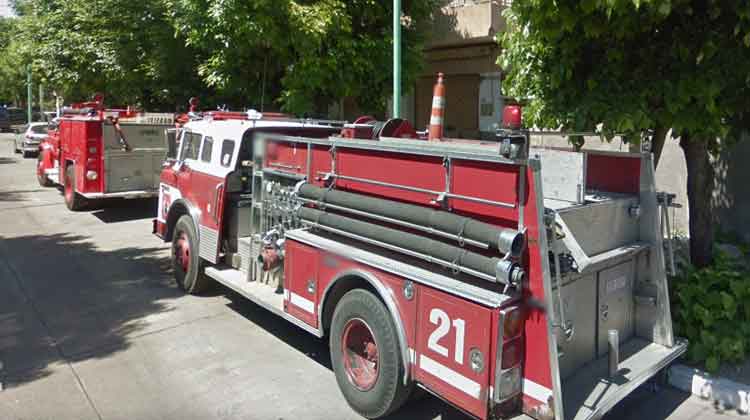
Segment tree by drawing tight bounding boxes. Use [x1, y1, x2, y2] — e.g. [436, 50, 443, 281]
[0, 18, 26, 105]
[167, 0, 437, 115]
[12, 0, 206, 110]
[500, 0, 750, 268]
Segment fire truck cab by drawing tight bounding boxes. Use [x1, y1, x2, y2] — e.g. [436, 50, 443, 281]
[154, 106, 686, 420]
[36, 95, 175, 210]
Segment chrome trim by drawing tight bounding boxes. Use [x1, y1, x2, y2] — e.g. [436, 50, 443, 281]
[318, 268, 412, 385]
[253, 132, 529, 165]
[493, 310, 507, 403]
[318, 172, 516, 209]
[80, 190, 158, 199]
[268, 162, 301, 170]
[199, 225, 220, 264]
[530, 158, 565, 420]
[262, 168, 306, 181]
[306, 142, 312, 180]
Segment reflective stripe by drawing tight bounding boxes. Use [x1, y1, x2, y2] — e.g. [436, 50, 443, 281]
[290, 292, 315, 314]
[430, 116, 444, 126]
[432, 96, 445, 108]
[419, 354, 481, 399]
[523, 378, 553, 402]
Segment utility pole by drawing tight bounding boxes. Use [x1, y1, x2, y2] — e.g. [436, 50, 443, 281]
[26, 65, 32, 124]
[393, 0, 402, 118]
[39, 83, 44, 118]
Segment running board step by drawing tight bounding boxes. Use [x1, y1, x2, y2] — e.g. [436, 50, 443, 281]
[204, 266, 322, 337]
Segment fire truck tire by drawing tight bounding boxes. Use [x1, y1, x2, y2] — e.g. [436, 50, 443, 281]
[171, 215, 211, 294]
[64, 165, 88, 211]
[330, 289, 413, 418]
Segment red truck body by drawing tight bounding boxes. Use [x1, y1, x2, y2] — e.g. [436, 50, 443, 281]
[153, 107, 685, 420]
[36, 101, 174, 210]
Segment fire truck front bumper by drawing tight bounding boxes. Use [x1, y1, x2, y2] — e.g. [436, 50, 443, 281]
[80, 190, 158, 200]
[562, 338, 687, 420]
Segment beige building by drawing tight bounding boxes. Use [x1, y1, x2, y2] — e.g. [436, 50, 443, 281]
[406, 0, 510, 139]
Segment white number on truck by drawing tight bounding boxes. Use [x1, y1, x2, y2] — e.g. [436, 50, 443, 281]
[428, 308, 466, 364]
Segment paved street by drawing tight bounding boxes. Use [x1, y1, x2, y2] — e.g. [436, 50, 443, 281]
[0, 132, 740, 420]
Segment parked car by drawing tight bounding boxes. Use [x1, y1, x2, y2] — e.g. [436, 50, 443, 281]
[14, 122, 49, 157]
[0, 107, 27, 132]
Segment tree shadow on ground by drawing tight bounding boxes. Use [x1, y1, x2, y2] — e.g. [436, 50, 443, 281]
[0, 189, 48, 202]
[0, 232, 178, 388]
[224, 291, 470, 420]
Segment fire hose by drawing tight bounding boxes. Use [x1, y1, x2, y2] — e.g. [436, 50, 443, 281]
[297, 183, 524, 257]
[298, 206, 525, 287]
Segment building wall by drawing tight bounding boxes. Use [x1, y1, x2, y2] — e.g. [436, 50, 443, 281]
[406, 1, 508, 139]
[715, 139, 750, 243]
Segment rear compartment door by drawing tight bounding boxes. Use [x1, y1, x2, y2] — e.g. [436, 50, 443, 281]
[103, 122, 168, 193]
[597, 261, 635, 356]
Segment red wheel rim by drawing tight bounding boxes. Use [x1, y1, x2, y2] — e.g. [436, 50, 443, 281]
[64, 171, 73, 202]
[175, 232, 191, 272]
[341, 318, 379, 391]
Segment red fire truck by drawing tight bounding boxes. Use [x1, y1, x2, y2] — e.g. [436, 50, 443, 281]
[36, 95, 175, 210]
[153, 100, 685, 420]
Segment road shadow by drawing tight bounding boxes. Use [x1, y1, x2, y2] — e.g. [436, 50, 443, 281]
[223, 290, 469, 420]
[0, 189, 48, 202]
[603, 386, 690, 420]
[0, 157, 17, 165]
[0, 232, 177, 388]
[90, 198, 158, 223]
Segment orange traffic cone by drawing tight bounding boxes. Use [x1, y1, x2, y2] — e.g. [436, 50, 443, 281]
[428, 73, 446, 142]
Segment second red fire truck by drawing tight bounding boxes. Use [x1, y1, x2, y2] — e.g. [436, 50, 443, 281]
[36, 95, 174, 210]
[153, 95, 685, 420]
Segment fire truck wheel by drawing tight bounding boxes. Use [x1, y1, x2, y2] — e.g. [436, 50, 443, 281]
[37, 156, 53, 187]
[330, 289, 413, 418]
[64, 165, 88, 211]
[171, 215, 211, 294]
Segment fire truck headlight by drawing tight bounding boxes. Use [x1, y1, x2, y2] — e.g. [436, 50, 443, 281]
[86, 170, 98, 181]
[497, 366, 522, 401]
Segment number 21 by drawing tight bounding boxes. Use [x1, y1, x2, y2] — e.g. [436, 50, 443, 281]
[427, 308, 466, 365]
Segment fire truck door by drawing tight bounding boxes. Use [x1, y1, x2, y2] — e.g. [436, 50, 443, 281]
[174, 131, 223, 263]
[597, 261, 635, 356]
[190, 136, 225, 263]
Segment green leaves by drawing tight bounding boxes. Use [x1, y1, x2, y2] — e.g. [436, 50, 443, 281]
[671, 247, 750, 372]
[6, 0, 437, 113]
[500, 0, 750, 140]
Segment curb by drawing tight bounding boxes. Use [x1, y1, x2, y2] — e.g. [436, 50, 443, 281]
[668, 364, 750, 413]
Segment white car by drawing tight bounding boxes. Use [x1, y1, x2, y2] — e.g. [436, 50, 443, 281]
[14, 122, 49, 158]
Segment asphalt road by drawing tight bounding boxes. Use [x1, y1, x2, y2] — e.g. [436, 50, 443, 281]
[0, 132, 739, 420]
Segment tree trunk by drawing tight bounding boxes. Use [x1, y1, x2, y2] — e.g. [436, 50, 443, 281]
[651, 125, 668, 168]
[680, 134, 715, 268]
